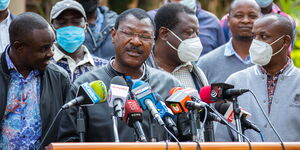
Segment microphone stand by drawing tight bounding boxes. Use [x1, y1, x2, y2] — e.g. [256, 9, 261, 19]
[231, 97, 243, 142]
[149, 117, 158, 142]
[189, 110, 197, 141]
[77, 106, 85, 142]
[112, 114, 120, 142]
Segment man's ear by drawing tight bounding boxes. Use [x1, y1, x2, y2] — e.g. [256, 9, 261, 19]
[283, 35, 292, 48]
[12, 41, 24, 54]
[159, 27, 169, 41]
[111, 28, 117, 44]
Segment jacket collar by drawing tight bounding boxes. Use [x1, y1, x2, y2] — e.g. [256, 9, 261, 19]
[105, 58, 150, 83]
[254, 60, 296, 77]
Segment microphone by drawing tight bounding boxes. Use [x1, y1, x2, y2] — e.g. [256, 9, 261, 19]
[166, 88, 208, 114]
[62, 80, 107, 110]
[131, 80, 165, 126]
[107, 76, 129, 117]
[215, 102, 261, 133]
[155, 100, 179, 136]
[210, 83, 249, 101]
[123, 100, 147, 142]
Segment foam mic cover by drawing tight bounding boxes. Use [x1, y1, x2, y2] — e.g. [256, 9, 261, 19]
[200, 85, 215, 104]
[124, 100, 143, 127]
[90, 80, 107, 103]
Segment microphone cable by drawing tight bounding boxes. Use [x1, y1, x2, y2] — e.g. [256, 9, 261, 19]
[194, 141, 202, 150]
[163, 125, 182, 150]
[36, 108, 63, 150]
[207, 105, 253, 150]
[259, 132, 265, 142]
[249, 90, 285, 150]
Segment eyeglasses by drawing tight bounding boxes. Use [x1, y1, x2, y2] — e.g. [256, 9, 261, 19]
[118, 29, 154, 41]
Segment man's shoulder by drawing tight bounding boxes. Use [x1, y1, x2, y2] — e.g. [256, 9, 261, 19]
[147, 66, 180, 83]
[198, 45, 226, 64]
[227, 66, 256, 81]
[99, 6, 118, 19]
[75, 66, 107, 84]
[47, 63, 70, 78]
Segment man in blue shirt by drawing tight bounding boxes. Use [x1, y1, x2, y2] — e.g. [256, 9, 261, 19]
[198, 0, 261, 83]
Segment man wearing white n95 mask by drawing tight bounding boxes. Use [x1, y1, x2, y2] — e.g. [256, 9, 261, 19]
[215, 14, 300, 141]
[147, 3, 210, 141]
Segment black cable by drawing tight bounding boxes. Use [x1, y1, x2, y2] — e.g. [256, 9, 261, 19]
[194, 141, 201, 150]
[36, 108, 63, 150]
[163, 125, 182, 150]
[206, 105, 253, 150]
[249, 90, 286, 150]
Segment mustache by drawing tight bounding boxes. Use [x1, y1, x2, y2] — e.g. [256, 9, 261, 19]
[125, 46, 144, 54]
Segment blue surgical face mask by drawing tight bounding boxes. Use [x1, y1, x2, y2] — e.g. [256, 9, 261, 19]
[179, 0, 196, 11]
[56, 26, 85, 53]
[255, 0, 273, 8]
[0, 0, 10, 11]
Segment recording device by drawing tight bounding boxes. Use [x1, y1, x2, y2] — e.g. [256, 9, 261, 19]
[123, 100, 147, 142]
[131, 80, 165, 126]
[62, 80, 107, 110]
[107, 76, 129, 117]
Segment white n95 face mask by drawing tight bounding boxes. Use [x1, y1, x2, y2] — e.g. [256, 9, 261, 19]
[249, 35, 285, 66]
[166, 29, 203, 63]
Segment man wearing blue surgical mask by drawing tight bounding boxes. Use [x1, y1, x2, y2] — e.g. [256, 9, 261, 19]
[0, 0, 15, 53]
[50, 0, 107, 82]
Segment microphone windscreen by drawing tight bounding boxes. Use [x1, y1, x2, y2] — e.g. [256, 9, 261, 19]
[169, 87, 184, 96]
[111, 76, 127, 86]
[90, 80, 107, 102]
[124, 100, 143, 126]
[215, 102, 231, 115]
[132, 80, 144, 89]
[200, 85, 214, 103]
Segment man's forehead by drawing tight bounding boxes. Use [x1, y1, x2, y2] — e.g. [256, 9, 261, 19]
[254, 16, 278, 32]
[120, 14, 153, 30]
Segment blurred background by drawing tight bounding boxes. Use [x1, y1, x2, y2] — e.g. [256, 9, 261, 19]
[8, 0, 300, 67]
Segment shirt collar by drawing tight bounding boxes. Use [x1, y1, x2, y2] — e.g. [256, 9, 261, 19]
[172, 61, 193, 73]
[224, 39, 251, 64]
[53, 44, 95, 66]
[0, 10, 12, 25]
[5, 45, 16, 70]
[260, 58, 292, 76]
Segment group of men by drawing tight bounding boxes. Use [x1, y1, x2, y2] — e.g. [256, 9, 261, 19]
[0, 0, 299, 149]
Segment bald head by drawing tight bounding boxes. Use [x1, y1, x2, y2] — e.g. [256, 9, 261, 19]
[255, 14, 293, 41]
[9, 12, 51, 45]
[229, 0, 260, 15]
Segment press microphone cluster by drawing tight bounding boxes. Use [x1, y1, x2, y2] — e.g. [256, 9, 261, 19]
[62, 80, 107, 110]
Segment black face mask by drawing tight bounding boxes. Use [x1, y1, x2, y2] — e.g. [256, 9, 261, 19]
[77, 0, 99, 14]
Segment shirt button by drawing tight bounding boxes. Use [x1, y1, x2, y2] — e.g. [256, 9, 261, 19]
[263, 100, 267, 103]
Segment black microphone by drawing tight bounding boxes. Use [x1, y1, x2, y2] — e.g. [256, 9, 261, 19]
[210, 83, 249, 101]
[124, 99, 147, 142]
[215, 102, 261, 133]
[62, 80, 107, 110]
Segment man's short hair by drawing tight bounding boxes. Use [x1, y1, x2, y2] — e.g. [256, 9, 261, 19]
[259, 13, 294, 41]
[9, 12, 50, 44]
[114, 8, 155, 30]
[154, 3, 195, 40]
